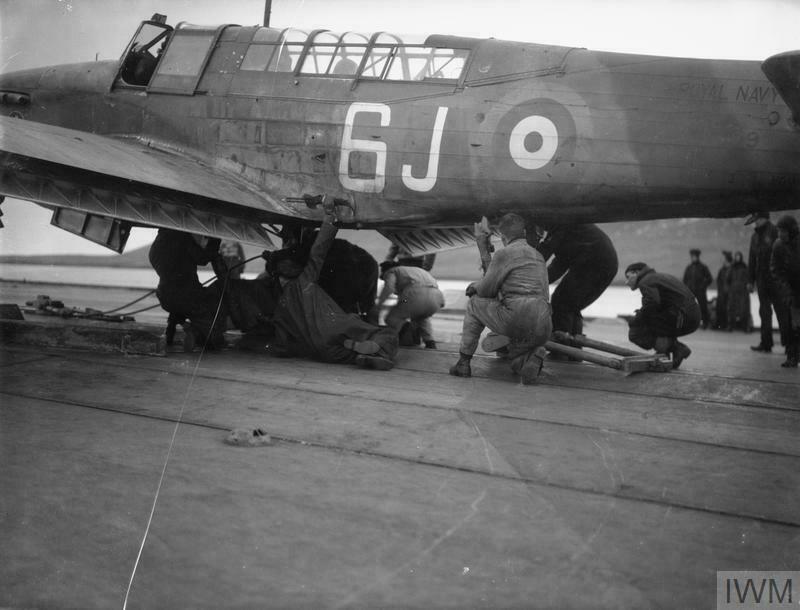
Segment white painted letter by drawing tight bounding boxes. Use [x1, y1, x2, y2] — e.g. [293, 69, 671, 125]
[401, 106, 448, 192]
[509, 115, 558, 170]
[339, 102, 390, 193]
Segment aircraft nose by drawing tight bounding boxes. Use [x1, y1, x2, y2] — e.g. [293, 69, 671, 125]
[0, 67, 42, 115]
[0, 66, 45, 91]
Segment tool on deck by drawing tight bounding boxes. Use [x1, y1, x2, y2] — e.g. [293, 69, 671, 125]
[23, 295, 135, 323]
[547, 331, 673, 373]
[481, 331, 673, 374]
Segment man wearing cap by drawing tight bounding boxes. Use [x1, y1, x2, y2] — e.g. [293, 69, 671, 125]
[682, 249, 713, 329]
[771, 215, 800, 368]
[747, 212, 789, 353]
[372, 261, 445, 349]
[624, 262, 701, 369]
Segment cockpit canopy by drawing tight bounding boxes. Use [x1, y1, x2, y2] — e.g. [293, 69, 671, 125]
[117, 17, 475, 93]
[240, 28, 470, 82]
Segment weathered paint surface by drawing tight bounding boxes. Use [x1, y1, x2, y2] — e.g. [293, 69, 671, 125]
[1, 20, 799, 235]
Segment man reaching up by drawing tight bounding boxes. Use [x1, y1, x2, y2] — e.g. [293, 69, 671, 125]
[449, 213, 552, 385]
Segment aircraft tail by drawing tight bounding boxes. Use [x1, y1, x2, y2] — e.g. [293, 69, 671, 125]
[762, 51, 800, 123]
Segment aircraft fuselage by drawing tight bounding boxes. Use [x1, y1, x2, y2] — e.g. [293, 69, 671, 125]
[1, 21, 799, 231]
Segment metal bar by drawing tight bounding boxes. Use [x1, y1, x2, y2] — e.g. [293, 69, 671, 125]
[552, 331, 647, 357]
[544, 340, 622, 370]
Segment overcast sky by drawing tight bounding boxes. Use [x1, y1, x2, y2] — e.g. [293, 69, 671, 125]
[1, 0, 798, 256]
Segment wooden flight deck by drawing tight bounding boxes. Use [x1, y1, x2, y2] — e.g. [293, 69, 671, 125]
[1, 287, 798, 609]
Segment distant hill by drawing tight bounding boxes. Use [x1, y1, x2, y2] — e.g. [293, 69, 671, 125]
[2, 216, 790, 284]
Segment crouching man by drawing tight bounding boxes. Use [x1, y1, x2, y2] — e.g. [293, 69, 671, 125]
[372, 261, 445, 349]
[270, 202, 398, 370]
[450, 213, 552, 384]
[624, 262, 700, 369]
[148, 229, 228, 351]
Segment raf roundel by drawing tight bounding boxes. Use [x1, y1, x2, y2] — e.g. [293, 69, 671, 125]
[493, 98, 577, 179]
[509, 115, 559, 169]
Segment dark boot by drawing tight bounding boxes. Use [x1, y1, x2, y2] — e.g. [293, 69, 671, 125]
[517, 348, 545, 385]
[398, 322, 417, 346]
[449, 353, 472, 377]
[182, 322, 197, 353]
[165, 312, 185, 346]
[781, 337, 799, 368]
[355, 354, 394, 370]
[344, 338, 381, 354]
[671, 341, 692, 369]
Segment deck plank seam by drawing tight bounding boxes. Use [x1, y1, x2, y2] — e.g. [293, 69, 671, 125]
[20, 346, 799, 414]
[4, 388, 800, 530]
[3, 363, 800, 457]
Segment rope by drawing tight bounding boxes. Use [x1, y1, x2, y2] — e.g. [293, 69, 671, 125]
[85, 253, 267, 319]
[122, 272, 230, 609]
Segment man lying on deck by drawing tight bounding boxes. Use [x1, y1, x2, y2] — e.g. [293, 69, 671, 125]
[265, 202, 398, 370]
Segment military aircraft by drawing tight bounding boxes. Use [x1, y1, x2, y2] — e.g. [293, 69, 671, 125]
[0, 12, 798, 254]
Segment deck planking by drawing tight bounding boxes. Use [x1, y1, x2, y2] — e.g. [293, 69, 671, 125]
[1, 310, 799, 608]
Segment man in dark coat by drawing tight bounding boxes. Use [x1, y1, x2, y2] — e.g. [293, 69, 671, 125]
[771, 215, 800, 368]
[269, 206, 398, 370]
[727, 251, 751, 331]
[682, 249, 713, 329]
[148, 229, 227, 350]
[714, 251, 733, 330]
[625, 262, 701, 369]
[265, 232, 379, 322]
[748, 212, 789, 352]
[534, 223, 618, 337]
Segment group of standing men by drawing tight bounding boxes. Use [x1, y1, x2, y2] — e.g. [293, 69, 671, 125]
[677, 212, 800, 368]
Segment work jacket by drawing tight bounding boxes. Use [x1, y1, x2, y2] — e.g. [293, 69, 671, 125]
[475, 238, 549, 302]
[378, 265, 441, 303]
[148, 229, 219, 287]
[632, 266, 699, 322]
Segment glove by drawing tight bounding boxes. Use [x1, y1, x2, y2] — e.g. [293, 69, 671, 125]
[465, 282, 478, 297]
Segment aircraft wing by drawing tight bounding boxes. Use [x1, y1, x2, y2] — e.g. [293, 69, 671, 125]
[0, 116, 304, 247]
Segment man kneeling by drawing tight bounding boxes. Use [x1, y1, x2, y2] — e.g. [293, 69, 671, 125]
[450, 213, 552, 384]
[624, 262, 700, 369]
